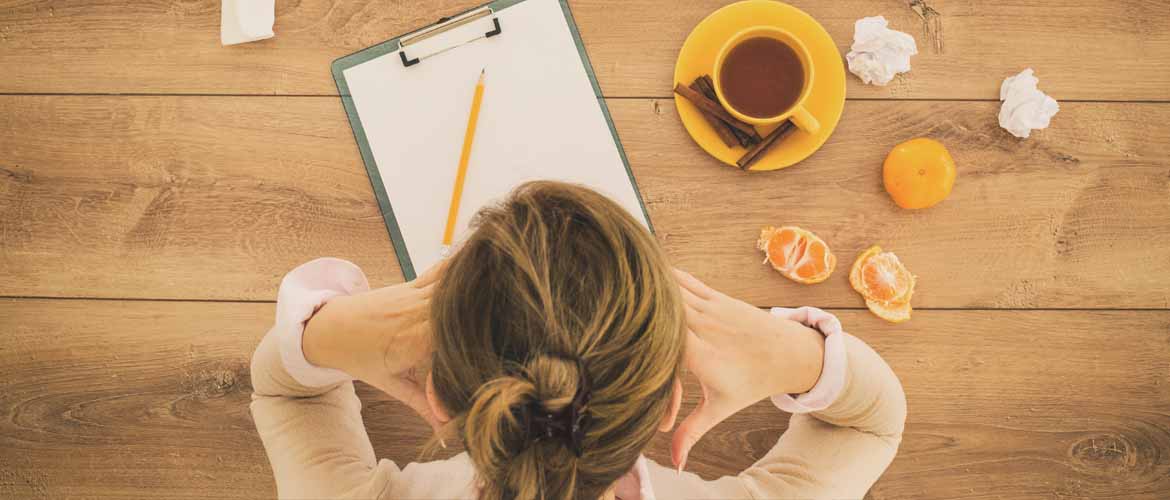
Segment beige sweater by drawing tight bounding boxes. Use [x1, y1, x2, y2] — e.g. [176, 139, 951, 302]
[250, 258, 907, 499]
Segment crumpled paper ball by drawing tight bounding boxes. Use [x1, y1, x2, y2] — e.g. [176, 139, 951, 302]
[222, 0, 275, 46]
[998, 68, 1059, 139]
[846, 16, 918, 86]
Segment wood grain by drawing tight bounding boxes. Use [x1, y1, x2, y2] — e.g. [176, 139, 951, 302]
[1, 299, 1166, 499]
[0, 0, 1167, 100]
[2, 96, 1168, 308]
[1, 1, 1166, 499]
[0, 96, 403, 300]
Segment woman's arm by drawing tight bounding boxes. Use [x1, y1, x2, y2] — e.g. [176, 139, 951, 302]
[661, 270, 906, 498]
[251, 329, 397, 499]
[249, 258, 443, 499]
[740, 308, 905, 498]
[300, 269, 442, 433]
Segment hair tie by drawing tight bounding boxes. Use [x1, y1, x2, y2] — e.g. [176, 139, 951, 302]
[521, 360, 592, 457]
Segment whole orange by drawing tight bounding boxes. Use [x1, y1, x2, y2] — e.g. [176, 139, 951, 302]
[883, 138, 956, 209]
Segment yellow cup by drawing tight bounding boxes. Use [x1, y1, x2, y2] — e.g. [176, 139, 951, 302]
[713, 26, 820, 134]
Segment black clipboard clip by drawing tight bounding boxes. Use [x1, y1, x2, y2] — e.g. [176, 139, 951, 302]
[399, 7, 502, 67]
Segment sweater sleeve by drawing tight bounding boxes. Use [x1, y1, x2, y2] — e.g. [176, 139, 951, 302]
[645, 307, 907, 499]
[249, 258, 404, 500]
[738, 308, 906, 498]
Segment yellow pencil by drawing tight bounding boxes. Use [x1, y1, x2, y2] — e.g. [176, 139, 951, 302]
[441, 68, 486, 254]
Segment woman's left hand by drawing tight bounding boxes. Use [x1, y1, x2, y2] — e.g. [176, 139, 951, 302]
[301, 264, 445, 432]
[670, 269, 826, 471]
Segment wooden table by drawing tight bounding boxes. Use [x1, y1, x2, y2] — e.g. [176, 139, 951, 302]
[1, 1, 1168, 498]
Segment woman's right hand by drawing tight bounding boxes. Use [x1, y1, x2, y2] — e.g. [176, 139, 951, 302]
[670, 269, 827, 471]
[302, 263, 446, 432]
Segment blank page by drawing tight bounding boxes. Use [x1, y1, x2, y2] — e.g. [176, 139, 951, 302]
[343, 0, 647, 276]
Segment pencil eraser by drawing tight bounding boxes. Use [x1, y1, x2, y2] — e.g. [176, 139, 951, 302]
[221, 0, 275, 46]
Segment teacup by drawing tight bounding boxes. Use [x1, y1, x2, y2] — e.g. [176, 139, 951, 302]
[713, 26, 820, 134]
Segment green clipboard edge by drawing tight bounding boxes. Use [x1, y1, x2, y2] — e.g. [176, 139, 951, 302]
[331, 0, 652, 281]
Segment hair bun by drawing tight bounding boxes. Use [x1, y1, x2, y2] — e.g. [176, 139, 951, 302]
[463, 355, 594, 496]
[464, 354, 592, 487]
[521, 355, 592, 458]
[464, 374, 537, 470]
[522, 354, 583, 408]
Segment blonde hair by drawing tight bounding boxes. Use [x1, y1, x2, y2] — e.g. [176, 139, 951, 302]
[430, 181, 685, 499]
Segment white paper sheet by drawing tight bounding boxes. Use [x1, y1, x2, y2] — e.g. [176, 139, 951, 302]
[343, 0, 646, 275]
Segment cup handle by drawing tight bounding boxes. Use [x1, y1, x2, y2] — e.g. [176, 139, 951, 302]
[789, 105, 821, 135]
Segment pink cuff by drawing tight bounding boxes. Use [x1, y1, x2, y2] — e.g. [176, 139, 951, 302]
[768, 306, 848, 413]
[274, 257, 371, 388]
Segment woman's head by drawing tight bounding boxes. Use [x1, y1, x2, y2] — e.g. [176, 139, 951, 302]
[429, 181, 685, 499]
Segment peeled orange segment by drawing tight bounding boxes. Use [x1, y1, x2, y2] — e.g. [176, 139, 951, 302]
[757, 226, 836, 284]
[865, 299, 912, 323]
[850, 245, 916, 323]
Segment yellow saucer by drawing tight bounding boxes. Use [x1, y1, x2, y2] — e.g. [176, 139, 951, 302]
[673, 0, 846, 171]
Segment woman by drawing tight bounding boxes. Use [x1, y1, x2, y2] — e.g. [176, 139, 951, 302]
[250, 181, 906, 499]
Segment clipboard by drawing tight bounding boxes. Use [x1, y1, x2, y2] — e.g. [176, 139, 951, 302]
[332, 0, 651, 281]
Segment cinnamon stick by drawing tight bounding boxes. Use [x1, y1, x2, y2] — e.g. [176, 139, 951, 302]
[673, 83, 757, 136]
[688, 80, 739, 148]
[695, 76, 758, 146]
[697, 75, 716, 91]
[736, 120, 796, 170]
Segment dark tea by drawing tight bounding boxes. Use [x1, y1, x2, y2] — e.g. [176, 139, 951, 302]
[719, 37, 804, 119]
